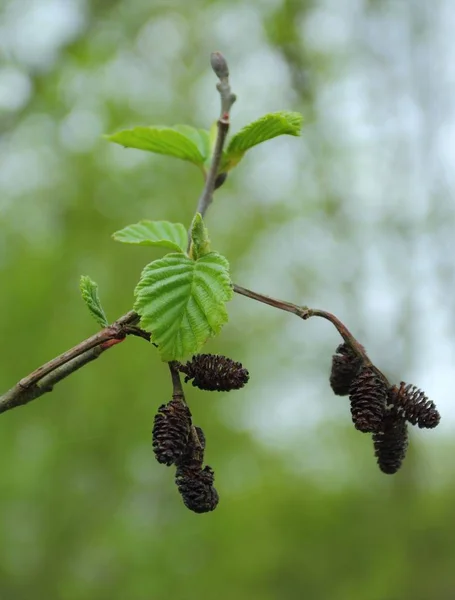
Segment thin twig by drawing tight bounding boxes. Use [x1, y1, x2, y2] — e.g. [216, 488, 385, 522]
[305, 308, 371, 364]
[168, 361, 184, 399]
[233, 283, 369, 362]
[232, 283, 309, 318]
[193, 52, 236, 224]
[168, 363, 204, 455]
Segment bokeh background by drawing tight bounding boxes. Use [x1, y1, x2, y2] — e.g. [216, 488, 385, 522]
[1, 0, 455, 598]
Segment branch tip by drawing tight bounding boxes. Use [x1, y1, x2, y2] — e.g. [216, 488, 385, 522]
[190, 52, 236, 233]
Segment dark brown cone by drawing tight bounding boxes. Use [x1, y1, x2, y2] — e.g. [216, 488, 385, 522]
[390, 382, 441, 429]
[349, 368, 388, 433]
[152, 398, 192, 466]
[178, 354, 249, 392]
[373, 412, 408, 474]
[330, 343, 363, 396]
[175, 465, 219, 513]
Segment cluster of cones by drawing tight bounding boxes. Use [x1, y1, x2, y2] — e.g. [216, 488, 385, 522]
[330, 343, 441, 474]
[152, 354, 249, 513]
[152, 344, 440, 512]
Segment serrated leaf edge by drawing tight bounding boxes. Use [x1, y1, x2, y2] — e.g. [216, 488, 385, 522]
[133, 252, 232, 361]
[79, 276, 109, 328]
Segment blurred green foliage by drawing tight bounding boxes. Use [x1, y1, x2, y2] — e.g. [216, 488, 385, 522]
[1, 0, 454, 599]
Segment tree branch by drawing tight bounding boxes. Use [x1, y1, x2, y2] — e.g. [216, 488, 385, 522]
[19, 311, 139, 389]
[232, 283, 369, 363]
[0, 52, 236, 417]
[232, 283, 309, 318]
[0, 311, 147, 415]
[0, 273, 375, 416]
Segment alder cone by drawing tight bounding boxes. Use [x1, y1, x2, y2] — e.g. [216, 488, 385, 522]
[373, 413, 408, 474]
[175, 465, 219, 513]
[179, 354, 249, 392]
[330, 343, 362, 396]
[349, 368, 387, 433]
[152, 398, 192, 466]
[391, 382, 441, 429]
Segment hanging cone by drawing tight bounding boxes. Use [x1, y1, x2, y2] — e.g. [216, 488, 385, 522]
[349, 367, 387, 433]
[178, 354, 249, 392]
[175, 465, 219, 513]
[373, 411, 409, 474]
[390, 382, 440, 429]
[152, 398, 192, 466]
[330, 343, 362, 396]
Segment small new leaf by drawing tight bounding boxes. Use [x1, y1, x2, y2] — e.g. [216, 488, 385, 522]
[189, 213, 210, 260]
[220, 111, 303, 172]
[106, 125, 210, 168]
[79, 276, 109, 328]
[112, 221, 187, 253]
[134, 253, 233, 361]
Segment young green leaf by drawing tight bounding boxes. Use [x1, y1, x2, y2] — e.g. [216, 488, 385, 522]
[106, 125, 210, 168]
[80, 276, 109, 328]
[112, 221, 187, 253]
[189, 213, 211, 260]
[173, 125, 211, 161]
[134, 253, 233, 361]
[220, 111, 303, 171]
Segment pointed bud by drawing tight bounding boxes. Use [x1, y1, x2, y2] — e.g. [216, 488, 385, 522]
[330, 343, 362, 396]
[390, 382, 440, 429]
[210, 52, 229, 79]
[152, 398, 192, 466]
[214, 172, 228, 189]
[349, 368, 387, 433]
[179, 354, 249, 392]
[373, 413, 408, 474]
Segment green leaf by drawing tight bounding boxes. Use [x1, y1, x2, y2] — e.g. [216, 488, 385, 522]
[173, 125, 211, 161]
[189, 213, 211, 260]
[112, 221, 187, 253]
[220, 111, 303, 171]
[80, 276, 109, 328]
[134, 252, 233, 361]
[106, 125, 210, 167]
